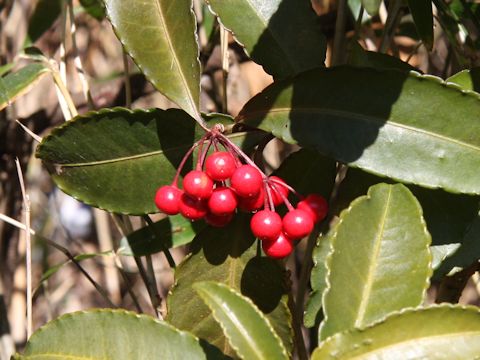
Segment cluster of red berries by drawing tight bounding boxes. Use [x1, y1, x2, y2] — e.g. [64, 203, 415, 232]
[154, 127, 328, 259]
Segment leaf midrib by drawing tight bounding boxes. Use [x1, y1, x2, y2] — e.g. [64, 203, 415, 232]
[153, 0, 198, 118]
[346, 330, 480, 360]
[47, 133, 247, 167]
[238, 107, 480, 153]
[354, 187, 392, 327]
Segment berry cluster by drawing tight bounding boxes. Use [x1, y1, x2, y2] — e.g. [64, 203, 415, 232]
[154, 126, 328, 259]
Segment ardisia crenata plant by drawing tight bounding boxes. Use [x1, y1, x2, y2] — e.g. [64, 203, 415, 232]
[4, 0, 480, 359]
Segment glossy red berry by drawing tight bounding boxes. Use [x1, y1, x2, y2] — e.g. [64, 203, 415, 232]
[269, 176, 289, 206]
[282, 209, 314, 240]
[179, 193, 207, 220]
[297, 194, 328, 223]
[238, 187, 265, 212]
[183, 170, 213, 199]
[250, 210, 282, 241]
[205, 151, 237, 181]
[262, 232, 293, 259]
[231, 165, 263, 198]
[154, 185, 182, 215]
[208, 187, 238, 215]
[205, 212, 233, 227]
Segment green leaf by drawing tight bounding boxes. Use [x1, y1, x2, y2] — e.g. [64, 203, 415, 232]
[313, 305, 480, 359]
[348, 41, 417, 72]
[0, 63, 50, 111]
[24, 0, 62, 46]
[319, 183, 432, 340]
[206, 0, 326, 79]
[0, 63, 14, 76]
[105, 0, 201, 119]
[304, 234, 331, 328]
[238, 66, 480, 195]
[80, 0, 106, 20]
[334, 168, 479, 249]
[14, 309, 207, 360]
[194, 282, 289, 360]
[431, 243, 461, 270]
[407, 0, 434, 50]
[166, 214, 292, 358]
[447, 68, 480, 93]
[273, 148, 337, 199]
[36, 108, 266, 215]
[119, 215, 205, 255]
[362, 0, 382, 15]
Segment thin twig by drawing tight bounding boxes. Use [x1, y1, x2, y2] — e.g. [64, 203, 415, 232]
[0, 213, 36, 235]
[114, 255, 143, 313]
[379, 1, 404, 53]
[288, 292, 308, 360]
[15, 159, 32, 338]
[15, 120, 42, 143]
[220, 24, 229, 113]
[143, 215, 176, 268]
[49, 60, 78, 119]
[331, 0, 348, 65]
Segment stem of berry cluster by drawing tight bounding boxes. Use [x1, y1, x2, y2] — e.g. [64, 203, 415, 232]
[271, 183, 294, 211]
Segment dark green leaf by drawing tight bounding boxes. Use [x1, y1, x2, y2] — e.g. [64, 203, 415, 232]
[119, 215, 205, 255]
[0, 63, 50, 111]
[320, 184, 432, 340]
[166, 214, 293, 358]
[14, 309, 207, 359]
[348, 41, 417, 71]
[24, 0, 62, 46]
[407, 0, 434, 50]
[105, 0, 201, 119]
[80, 0, 105, 20]
[431, 244, 461, 270]
[0, 63, 14, 76]
[36, 108, 266, 215]
[334, 168, 479, 249]
[273, 148, 337, 199]
[206, 0, 326, 79]
[313, 305, 480, 359]
[238, 66, 480, 195]
[194, 282, 288, 360]
[362, 0, 382, 15]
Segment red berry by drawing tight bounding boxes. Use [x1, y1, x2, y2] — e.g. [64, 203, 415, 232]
[269, 176, 289, 206]
[183, 170, 213, 199]
[262, 232, 293, 259]
[238, 187, 265, 212]
[205, 212, 233, 227]
[282, 209, 314, 240]
[208, 187, 238, 215]
[205, 152, 237, 181]
[250, 210, 282, 241]
[231, 165, 263, 198]
[154, 185, 182, 215]
[298, 194, 328, 223]
[179, 193, 207, 220]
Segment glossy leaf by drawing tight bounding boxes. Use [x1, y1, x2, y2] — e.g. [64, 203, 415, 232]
[431, 243, 461, 270]
[319, 183, 432, 340]
[166, 214, 292, 358]
[304, 233, 331, 328]
[105, 0, 201, 119]
[25, 0, 62, 46]
[36, 108, 266, 215]
[313, 305, 480, 359]
[194, 282, 288, 360]
[238, 66, 480, 195]
[0, 63, 50, 111]
[13, 309, 206, 359]
[206, 0, 326, 79]
[333, 168, 479, 249]
[407, 0, 434, 50]
[119, 215, 205, 255]
[362, 0, 382, 15]
[447, 68, 480, 93]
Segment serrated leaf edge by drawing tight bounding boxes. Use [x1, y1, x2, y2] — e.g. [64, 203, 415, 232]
[319, 183, 433, 339]
[193, 281, 289, 360]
